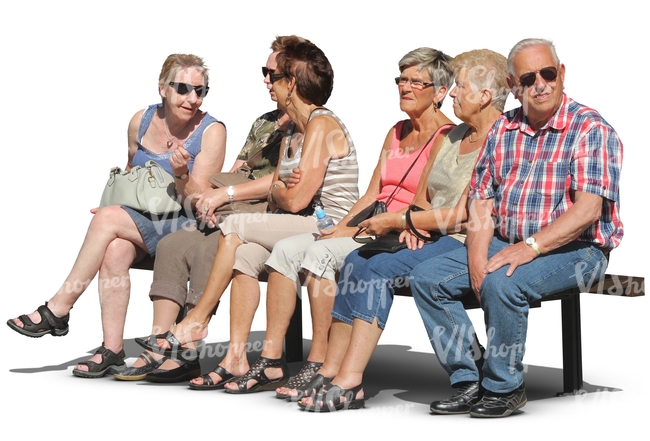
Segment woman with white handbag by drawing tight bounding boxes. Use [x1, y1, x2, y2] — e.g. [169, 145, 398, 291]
[7, 53, 226, 378]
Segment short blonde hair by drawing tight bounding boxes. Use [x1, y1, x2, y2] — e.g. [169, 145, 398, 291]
[452, 49, 509, 112]
[158, 54, 209, 88]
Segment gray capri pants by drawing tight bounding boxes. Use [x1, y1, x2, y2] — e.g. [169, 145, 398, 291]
[220, 212, 319, 278]
[149, 224, 220, 307]
[265, 233, 362, 282]
[150, 213, 318, 306]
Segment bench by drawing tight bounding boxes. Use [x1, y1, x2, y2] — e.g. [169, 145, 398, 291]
[284, 272, 645, 396]
[131, 256, 645, 395]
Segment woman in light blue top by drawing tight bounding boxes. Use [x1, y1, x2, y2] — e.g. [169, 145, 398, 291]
[7, 54, 226, 378]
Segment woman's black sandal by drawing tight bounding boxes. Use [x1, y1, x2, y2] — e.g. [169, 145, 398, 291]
[290, 373, 332, 402]
[135, 331, 200, 362]
[224, 356, 290, 394]
[72, 345, 127, 378]
[275, 361, 323, 400]
[7, 302, 69, 338]
[298, 381, 365, 412]
[114, 351, 167, 381]
[189, 365, 236, 390]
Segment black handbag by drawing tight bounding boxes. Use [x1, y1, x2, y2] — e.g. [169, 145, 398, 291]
[355, 231, 406, 258]
[346, 200, 387, 227]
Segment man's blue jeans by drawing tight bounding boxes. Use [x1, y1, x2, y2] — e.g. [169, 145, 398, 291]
[410, 235, 609, 393]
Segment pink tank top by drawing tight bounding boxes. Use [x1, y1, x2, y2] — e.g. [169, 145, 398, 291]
[376, 121, 453, 212]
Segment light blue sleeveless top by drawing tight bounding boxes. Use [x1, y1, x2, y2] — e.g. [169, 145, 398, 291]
[132, 103, 221, 175]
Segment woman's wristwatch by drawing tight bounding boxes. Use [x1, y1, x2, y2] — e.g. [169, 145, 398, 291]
[227, 186, 235, 204]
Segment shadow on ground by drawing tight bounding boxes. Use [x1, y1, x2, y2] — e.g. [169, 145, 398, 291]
[8, 330, 620, 403]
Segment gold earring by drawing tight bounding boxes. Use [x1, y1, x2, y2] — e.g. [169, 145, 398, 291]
[285, 91, 293, 106]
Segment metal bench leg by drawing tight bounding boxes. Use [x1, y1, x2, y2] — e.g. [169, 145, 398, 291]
[285, 281, 303, 363]
[559, 292, 584, 395]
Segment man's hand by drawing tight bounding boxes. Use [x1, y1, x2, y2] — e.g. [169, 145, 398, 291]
[485, 241, 538, 277]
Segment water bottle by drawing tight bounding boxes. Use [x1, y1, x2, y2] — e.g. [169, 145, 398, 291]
[315, 205, 334, 230]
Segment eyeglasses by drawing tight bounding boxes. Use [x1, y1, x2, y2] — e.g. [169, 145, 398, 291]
[262, 67, 275, 77]
[168, 82, 209, 98]
[395, 77, 434, 90]
[269, 72, 286, 84]
[517, 66, 558, 88]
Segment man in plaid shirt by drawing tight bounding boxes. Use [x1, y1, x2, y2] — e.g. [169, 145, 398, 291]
[410, 38, 624, 418]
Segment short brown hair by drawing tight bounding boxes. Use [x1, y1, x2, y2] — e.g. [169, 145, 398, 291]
[270, 35, 312, 52]
[276, 40, 334, 106]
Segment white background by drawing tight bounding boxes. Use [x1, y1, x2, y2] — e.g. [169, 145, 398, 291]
[0, 0, 646, 439]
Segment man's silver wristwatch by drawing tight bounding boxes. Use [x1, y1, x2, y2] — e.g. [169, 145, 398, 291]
[525, 237, 542, 256]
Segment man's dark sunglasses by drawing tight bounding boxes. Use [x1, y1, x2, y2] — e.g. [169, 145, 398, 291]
[518, 66, 558, 88]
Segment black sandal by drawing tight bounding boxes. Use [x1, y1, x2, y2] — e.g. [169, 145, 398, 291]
[298, 380, 365, 412]
[224, 356, 289, 394]
[275, 361, 323, 400]
[189, 365, 236, 390]
[289, 373, 331, 402]
[114, 351, 167, 381]
[72, 345, 126, 378]
[135, 331, 200, 362]
[7, 302, 69, 338]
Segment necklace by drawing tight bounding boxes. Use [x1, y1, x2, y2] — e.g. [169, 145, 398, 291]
[468, 129, 489, 143]
[162, 115, 175, 148]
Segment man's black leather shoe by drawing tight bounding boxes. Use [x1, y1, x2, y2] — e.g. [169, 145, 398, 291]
[469, 383, 527, 418]
[430, 382, 480, 414]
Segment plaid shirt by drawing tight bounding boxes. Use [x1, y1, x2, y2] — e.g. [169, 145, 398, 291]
[469, 94, 624, 249]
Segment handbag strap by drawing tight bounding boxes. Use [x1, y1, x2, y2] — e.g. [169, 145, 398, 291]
[405, 204, 439, 242]
[384, 123, 455, 206]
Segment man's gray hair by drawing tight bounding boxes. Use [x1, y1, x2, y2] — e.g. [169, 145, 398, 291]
[507, 38, 560, 77]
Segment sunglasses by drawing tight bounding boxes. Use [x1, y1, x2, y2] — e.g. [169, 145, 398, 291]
[168, 82, 209, 98]
[517, 66, 558, 88]
[269, 72, 286, 84]
[262, 66, 275, 77]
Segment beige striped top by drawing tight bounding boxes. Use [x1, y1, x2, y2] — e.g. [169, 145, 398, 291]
[279, 108, 359, 222]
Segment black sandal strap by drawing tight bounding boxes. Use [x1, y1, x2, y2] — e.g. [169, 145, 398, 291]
[78, 345, 125, 372]
[139, 350, 158, 367]
[37, 303, 69, 335]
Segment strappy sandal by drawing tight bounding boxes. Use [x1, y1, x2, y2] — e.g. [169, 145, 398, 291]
[298, 380, 365, 412]
[275, 361, 323, 400]
[72, 345, 127, 378]
[135, 331, 200, 362]
[289, 373, 331, 402]
[224, 356, 290, 394]
[189, 365, 236, 390]
[7, 302, 69, 338]
[114, 351, 167, 381]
